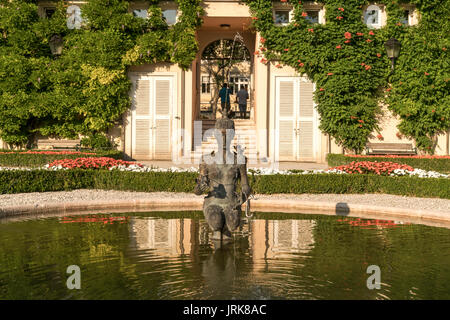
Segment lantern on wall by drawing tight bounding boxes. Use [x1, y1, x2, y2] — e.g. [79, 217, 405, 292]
[384, 38, 401, 72]
[49, 35, 63, 56]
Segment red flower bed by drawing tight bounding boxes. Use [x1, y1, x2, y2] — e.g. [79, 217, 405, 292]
[47, 157, 142, 169]
[345, 155, 450, 159]
[337, 217, 410, 229]
[0, 150, 95, 155]
[329, 161, 414, 176]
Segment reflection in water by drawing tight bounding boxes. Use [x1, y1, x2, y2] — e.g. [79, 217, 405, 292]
[129, 217, 315, 260]
[0, 213, 449, 299]
[128, 217, 316, 299]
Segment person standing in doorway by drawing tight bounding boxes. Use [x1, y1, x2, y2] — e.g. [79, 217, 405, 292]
[219, 83, 231, 117]
[236, 85, 249, 119]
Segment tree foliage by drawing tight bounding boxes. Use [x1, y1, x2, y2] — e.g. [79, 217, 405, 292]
[0, 0, 203, 147]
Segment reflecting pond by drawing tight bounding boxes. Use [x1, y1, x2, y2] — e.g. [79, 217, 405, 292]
[0, 212, 449, 299]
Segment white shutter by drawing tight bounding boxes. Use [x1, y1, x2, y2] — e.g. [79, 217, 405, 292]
[135, 79, 150, 116]
[277, 79, 297, 161]
[297, 82, 315, 159]
[134, 119, 151, 158]
[153, 79, 171, 159]
[132, 79, 151, 159]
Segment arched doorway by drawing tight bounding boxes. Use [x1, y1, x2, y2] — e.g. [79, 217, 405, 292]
[199, 37, 252, 120]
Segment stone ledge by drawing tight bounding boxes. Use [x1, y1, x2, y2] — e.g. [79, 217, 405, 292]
[1, 196, 449, 228]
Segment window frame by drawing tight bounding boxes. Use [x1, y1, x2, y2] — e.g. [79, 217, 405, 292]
[273, 9, 292, 26]
[363, 4, 385, 29]
[400, 4, 419, 26]
[129, 1, 179, 26]
[302, 2, 326, 25]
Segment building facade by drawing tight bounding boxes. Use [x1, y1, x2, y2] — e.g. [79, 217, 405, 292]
[2, 0, 447, 164]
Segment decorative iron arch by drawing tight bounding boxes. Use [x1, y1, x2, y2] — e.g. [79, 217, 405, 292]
[201, 39, 251, 62]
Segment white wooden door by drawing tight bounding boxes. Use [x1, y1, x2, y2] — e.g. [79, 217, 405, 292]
[153, 78, 172, 159]
[297, 81, 316, 161]
[132, 76, 174, 160]
[276, 77, 318, 161]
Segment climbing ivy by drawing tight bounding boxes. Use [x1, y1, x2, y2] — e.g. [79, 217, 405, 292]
[0, 0, 203, 147]
[246, 0, 449, 153]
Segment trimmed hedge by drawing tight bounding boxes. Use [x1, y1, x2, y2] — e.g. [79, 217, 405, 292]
[0, 150, 124, 168]
[327, 154, 450, 173]
[0, 170, 448, 199]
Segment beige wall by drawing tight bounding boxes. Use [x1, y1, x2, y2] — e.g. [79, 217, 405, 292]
[202, 1, 251, 18]
[368, 105, 449, 156]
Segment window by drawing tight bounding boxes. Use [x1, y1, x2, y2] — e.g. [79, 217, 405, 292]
[133, 9, 148, 19]
[44, 7, 56, 18]
[400, 10, 410, 25]
[303, 3, 326, 24]
[201, 76, 210, 94]
[162, 9, 177, 25]
[274, 10, 290, 25]
[400, 5, 419, 26]
[364, 5, 382, 29]
[305, 10, 319, 24]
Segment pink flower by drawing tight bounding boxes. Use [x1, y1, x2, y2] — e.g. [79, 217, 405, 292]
[369, 30, 375, 35]
[302, 12, 308, 17]
[327, 72, 334, 76]
[424, 72, 430, 76]
[336, 45, 342, 49]
[366, 39, 372, 42]
[377, 53, 381, 57]
[344, 32, 351, 39]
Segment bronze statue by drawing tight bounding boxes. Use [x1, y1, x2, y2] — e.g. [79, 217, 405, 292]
[194, 107, 252, 241]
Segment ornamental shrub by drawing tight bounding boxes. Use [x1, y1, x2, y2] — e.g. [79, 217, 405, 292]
[327, 153, 450, 173]
[0, 0, 203, 147]
[0, 149, 123, 167]
[80, 133, 115, 150]
[0, 169, 448, 198]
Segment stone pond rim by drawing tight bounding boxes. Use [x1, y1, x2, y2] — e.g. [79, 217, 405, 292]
[1, 196, 449, 229]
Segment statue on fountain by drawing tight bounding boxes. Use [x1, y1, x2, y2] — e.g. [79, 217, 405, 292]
[194, 103, 252, 241]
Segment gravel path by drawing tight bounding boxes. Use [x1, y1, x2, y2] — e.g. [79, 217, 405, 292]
[0, 190, 448, 213]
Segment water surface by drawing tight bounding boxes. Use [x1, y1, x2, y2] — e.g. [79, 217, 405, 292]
[0, 211, 449, 299]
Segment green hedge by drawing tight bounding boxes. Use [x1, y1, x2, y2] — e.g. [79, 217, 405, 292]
[327, 154, 450, 173]
[0, 150, 124, 168]
[0, 170, 448, 199]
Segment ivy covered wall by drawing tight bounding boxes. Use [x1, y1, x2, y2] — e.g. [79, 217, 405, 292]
[0, 0, 448, 154]
[247, 0, 449, 153]
[0, 0, 203, 147]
